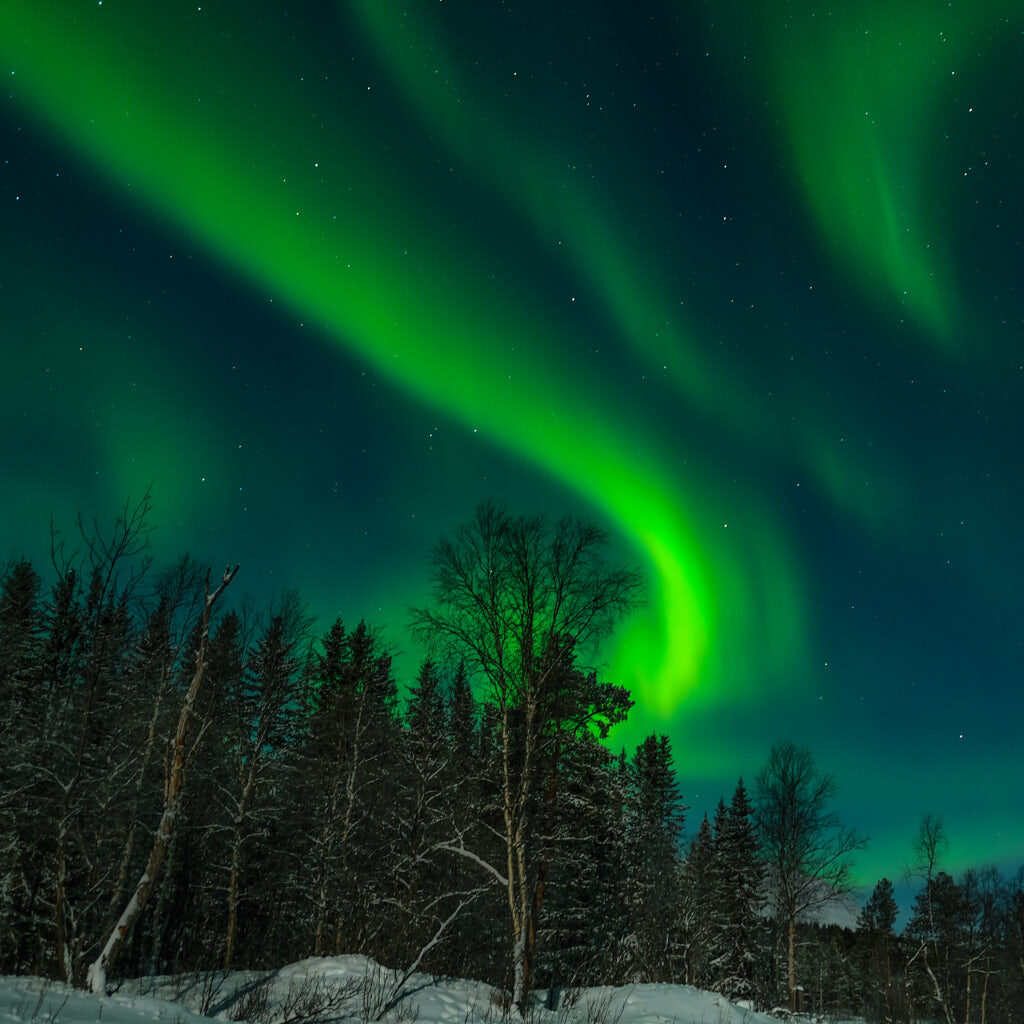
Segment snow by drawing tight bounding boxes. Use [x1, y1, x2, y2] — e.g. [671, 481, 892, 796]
[0, 958, 862, 1024]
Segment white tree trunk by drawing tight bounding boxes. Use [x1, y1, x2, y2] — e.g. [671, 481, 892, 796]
[87, 566, 237, 993]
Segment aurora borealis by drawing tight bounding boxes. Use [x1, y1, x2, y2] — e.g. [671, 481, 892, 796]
[2, 1, 1022, 887]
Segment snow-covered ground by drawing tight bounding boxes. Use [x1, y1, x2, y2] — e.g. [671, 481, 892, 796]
[0, 957, 861, 1024]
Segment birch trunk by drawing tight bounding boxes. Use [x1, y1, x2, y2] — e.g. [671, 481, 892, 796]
[53, 833, 71, 983]
[105, 663, 170, 928]
[223, 748, 263, 972]
[965, 963, 972, 1024]
[787, 916, 797, 1011]
[86, 566, 237, 994]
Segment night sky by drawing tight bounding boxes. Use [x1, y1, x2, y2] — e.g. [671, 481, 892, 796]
[2, 1, 1022, 888]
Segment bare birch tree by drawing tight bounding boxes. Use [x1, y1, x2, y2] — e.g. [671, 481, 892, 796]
[755, 741, 864, 1012]
[411, 503, 642, 1011]
[87, 563, 238, 993]
[47, 494, 153, 984]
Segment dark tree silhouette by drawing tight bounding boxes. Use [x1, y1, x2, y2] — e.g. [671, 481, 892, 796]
[755, 741, 863, 1010]
[411, 503, 641, 1009]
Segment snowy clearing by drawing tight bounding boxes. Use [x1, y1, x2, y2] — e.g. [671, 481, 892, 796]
[0, 957, 861, 1024]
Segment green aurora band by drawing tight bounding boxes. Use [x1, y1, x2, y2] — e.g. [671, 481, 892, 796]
[705, 0, 1020, 343]
[2, 2, 1022, 879]
[0, 3, 812, 717]
[349, 3, 914, 536]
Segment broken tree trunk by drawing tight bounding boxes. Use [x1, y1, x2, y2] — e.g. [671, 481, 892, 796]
[86, 565, 238, 994]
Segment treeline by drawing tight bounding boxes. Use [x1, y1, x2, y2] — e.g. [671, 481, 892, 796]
[856, 858, 1024, 1024]
[1, 501, 1022, 1023]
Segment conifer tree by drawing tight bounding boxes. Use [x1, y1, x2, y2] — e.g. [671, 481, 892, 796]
[536, 737, 627, 990]
[679, 814, 716, 987]
[623, 734, 686, 981]
[333, 620, 403, 959]
[391, 657, 461, 966]
[1, 495, 156, 982]
[17, 566, 84, 976]
[36, 568, 83, 740]
[0, 559, 45, 970]
[436, 663, 501, 981]
[856, 877, 899, 1022]
[0, 559, 44, 726]
[49, 515, 148, 983]
[709, 779, 762, 1002]
[292, 619, 402, 960]
[221, 594, 308, 968]
[407, 657, 445, 747]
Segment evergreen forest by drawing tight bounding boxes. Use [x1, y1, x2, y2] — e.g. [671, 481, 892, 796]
[1, 499, 1022, 1023]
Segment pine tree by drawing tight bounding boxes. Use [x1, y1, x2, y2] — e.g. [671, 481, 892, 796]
[20, 566, 83, 977]
[536, 736, 628, 991]
[0, 559, 45, 970]
[54, 565, 136, 984]
[856, 877, 899, 1022]
[709, 779, 762, 1003]
[435, 662, 501, 982]
[0, 560, 44, 727]
[679, 814, 716, 987]
[297, 611, 350, 942]
[797, 925, 857, 1018]
[623, 734, 686, 981]
[389, 657, 457, 967]
[332, 620, 403, 961]
[407, 657, 445, 746]
[292, 619, 402, 960]
[447, 662, 476, 768]
[36, 568, 83, 739]
[221, 594, 308, 968]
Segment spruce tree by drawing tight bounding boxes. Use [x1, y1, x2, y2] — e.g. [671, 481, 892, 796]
[623, 734, 686, 981]
[679, 814, 716, 987]
[709, 779, 762, 1003]
[292, 619, 402, 960]
[0, 559, 45, 971]
[856, 877, 899, 1022]
[0, 560, 44, 728]
[437, 662, 500, 981]
[392, 657, 460, 968]
[536, 736, 628, 991]
[221, 596, 308, 968]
